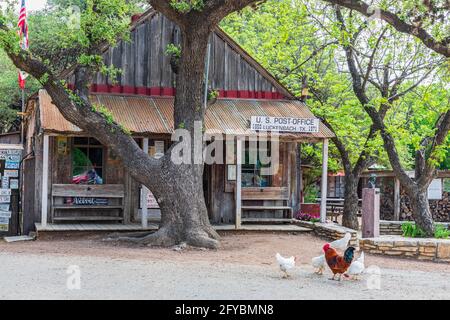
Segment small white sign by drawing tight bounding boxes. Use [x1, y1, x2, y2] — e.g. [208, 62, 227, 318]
[250, 116, 319, 133]
[428, 179, 442, 200]
[4, 170, 18, 178]
[0, 195, 10, 203]
[1, 176, 9, 189]
[0, 189, 11, 196]
[0, 217, 10, 224]
[0, 211, 11, 218]
[0, 204, 9, 211]
[9, 179, 18, 189]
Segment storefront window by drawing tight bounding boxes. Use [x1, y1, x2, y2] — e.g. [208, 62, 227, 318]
[241, 141, 272, 187]
[72, 137, 104, 184]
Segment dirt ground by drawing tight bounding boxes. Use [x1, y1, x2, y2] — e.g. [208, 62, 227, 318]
[0, 232, 449, 299]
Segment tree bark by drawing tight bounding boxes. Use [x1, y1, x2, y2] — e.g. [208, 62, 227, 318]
[407, 187, 434, 236]
[342, 174, 359, 230]
[117, 25, 220, 249]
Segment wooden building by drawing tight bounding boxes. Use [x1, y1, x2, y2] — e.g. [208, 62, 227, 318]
[21, 9, 333, 234]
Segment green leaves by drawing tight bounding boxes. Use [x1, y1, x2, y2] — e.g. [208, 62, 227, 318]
[170, 0, 204, 13]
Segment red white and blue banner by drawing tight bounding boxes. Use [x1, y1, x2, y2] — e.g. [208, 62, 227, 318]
[17, 0, 29, 89]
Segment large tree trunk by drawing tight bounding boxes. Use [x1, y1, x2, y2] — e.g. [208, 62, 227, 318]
[407, 187, 435, 236]
[117, 24, 220, 248]
[342, 174, 359, 230]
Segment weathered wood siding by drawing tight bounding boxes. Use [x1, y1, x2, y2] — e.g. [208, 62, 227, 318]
[85, 13, 284, 97]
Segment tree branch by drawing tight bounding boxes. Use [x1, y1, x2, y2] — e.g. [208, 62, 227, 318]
[322, 0, 450, 57]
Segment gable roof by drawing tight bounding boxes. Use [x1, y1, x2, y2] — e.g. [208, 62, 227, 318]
[129, 9, 294, 99]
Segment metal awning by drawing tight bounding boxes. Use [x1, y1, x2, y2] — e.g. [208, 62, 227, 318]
[37, 90, 334, 140]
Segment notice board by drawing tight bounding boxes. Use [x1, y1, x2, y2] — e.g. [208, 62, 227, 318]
[0, 145, 22, 236]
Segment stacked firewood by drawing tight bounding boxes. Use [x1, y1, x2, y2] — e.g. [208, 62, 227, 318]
[400, 191, 450, 222]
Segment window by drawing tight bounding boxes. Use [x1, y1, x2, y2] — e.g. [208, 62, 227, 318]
[72, 137, 104, 184]
[241, 141, 272, 187]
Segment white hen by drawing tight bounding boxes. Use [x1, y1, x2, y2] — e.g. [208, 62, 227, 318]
[311, 254, 325, 274]
[329, 232, 351, 251]
[275, 253, 296, 278]
[346, 251, 365, 279]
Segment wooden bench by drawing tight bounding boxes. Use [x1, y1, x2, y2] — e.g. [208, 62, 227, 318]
[241, 187, 293, 222]
[51, 184, 125, 223]
[315, 198, 362, 222]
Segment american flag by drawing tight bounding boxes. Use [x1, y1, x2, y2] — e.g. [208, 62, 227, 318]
[18, 0, 29, 89]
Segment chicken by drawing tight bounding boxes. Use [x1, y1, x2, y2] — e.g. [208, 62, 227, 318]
[323, 243, 356, 281]
[275, 253, 296, 278]
[329, 232, 351, 251]
[311, 254, 325, 274]
[346, 251, 365, 280]
[310, 233, 351, 275]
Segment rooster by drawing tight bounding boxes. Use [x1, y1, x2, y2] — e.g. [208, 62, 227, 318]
[346, 251, 365, 280]
[275, 253, 296, 278]
[311, 233, 351, 275]
[323, 243, 355, 281]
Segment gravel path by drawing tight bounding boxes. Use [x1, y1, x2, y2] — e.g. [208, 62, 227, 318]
[0, 233, 449, 300]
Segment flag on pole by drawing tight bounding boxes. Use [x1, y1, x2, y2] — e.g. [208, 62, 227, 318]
[18, 0, 29, 89]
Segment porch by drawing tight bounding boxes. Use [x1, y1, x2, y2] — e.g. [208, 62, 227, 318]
[34, 221, 313, 234]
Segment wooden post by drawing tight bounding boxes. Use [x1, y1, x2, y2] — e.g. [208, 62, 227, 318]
[394, 177, 400, 221]
[235, 138, 242, 229]
[41, 134, 49, 227]
[320, 139, 329, 223]
[141, 138, 149, 228]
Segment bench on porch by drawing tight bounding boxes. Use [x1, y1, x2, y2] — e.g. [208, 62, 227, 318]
[51, 184, 125, 223]
[240, 187, 293, 223]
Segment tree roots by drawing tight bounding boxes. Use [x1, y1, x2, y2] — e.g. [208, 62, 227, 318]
[105, 225, 220, 249]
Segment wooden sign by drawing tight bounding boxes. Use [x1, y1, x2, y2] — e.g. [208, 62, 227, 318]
[250, 116, 319, 133]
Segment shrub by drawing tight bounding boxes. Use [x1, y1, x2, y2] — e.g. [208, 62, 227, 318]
[401, 222, 426, 238]
[434, 225, 450, 239]
[402, 222, 450, 239]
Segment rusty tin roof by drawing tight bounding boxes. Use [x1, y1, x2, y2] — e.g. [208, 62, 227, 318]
[38, 90, 334, 140]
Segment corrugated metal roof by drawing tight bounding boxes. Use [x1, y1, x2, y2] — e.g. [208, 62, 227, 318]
[38, 90, 334, 139]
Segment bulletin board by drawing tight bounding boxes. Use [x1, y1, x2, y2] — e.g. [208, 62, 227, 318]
[0, 146, 22, 236]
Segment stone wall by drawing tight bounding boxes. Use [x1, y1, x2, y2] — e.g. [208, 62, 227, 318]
[380, 220, 450, 236]
[360, 236, 450, 262]
[294, 220, 358, 246]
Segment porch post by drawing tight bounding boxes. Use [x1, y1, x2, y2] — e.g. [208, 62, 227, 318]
[141, 138, 149, 228]
[41, 134, 49, 227]
[393, 177, 400, 221]
[320, 139, 329, 223]
[235, 138, 242, 229]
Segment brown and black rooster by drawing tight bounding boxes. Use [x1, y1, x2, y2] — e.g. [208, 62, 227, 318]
[323, 243, 356, 281]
